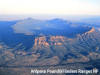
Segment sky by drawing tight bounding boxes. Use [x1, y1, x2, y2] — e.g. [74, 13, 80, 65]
[0, 0, 100, 20]
[0, 0, 100, 15]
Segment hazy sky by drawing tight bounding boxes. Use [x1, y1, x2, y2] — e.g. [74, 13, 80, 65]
[0, 0, 100, 16]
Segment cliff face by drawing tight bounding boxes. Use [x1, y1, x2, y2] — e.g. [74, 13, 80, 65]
[34, 36, 49, 47]
[33, 36, 67, 49]
[0, 45, 2, 49]
[85, 27, 95, 34]
[33, 28, 96, 48]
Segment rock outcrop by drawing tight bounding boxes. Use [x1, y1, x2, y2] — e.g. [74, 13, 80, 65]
[85, 27, 95, 34]
[33, 36, 66, 49]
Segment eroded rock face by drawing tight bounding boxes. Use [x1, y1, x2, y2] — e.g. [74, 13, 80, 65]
[85, 27, 95, 34]
[34, 36, 49, 47]
[50, 36, 65, 45]
[33, 27, 95, 49]
[0, 45, 3, 49]
[33, 36, 67, 49]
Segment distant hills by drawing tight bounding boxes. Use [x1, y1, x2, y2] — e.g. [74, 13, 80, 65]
[12, 18, 91, 36]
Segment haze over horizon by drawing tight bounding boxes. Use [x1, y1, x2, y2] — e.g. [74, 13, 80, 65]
[0, 0, 100, 20]
[0, 0, 100, 15]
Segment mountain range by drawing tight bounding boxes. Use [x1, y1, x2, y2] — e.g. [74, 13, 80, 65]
[0, 18, 100, 75]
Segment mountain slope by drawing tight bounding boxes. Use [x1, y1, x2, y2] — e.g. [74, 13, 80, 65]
[0, 19, 100, 66]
